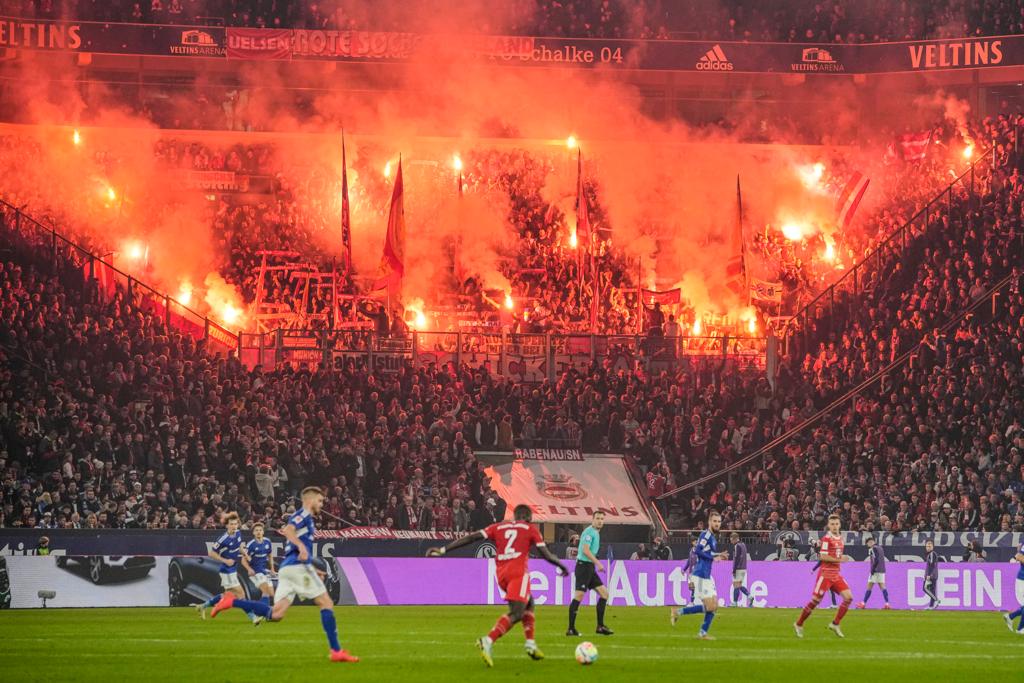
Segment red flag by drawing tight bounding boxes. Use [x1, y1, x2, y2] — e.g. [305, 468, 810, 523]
[835, 171, 870, 230]
[373, 158, 405, 293]
[725, 175, 747, 299]
[575, 149, 590, 242]
[340, 132, 352, 272]
[641, 288, 682, 306]
[898, 131, 932, 161]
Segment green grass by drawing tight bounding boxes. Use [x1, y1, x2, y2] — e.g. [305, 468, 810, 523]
[0, 606, 1020, 681]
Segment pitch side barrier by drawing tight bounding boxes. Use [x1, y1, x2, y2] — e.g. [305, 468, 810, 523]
[238, 329, 768, 382]
[2, 529, 1018, 563]
[2, 554, 1019, 609]
[3, 16, 1024, 76]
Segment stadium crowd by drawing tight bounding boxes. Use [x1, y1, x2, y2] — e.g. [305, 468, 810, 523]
[12, 0, 1024, 43]
[1, 105, 1023, 536]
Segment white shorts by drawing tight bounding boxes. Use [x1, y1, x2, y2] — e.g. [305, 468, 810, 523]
[1015, 578, 1024, 604]
[276, 564, 327, 604]
[219, 572, 241, 590]
[733, 570, 747, 583]
[251, 572, 273, 589]
[692, 576, 717, 601]
[868, 572, 886, 585]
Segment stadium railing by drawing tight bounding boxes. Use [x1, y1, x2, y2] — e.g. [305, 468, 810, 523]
[782, 146, 993, 358]
[656, 265, 1022, 503]
[237, 327, 770, 380]
[0, 199, 239, 354]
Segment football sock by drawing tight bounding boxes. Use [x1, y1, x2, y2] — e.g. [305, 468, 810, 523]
[1009, 608, 1023, 620]
[830, 592, 837, 606]
[320, 609, 341, 652]
[568, 599, 580, 629]
[739, 586, 750, 598]
[796, 597, 820, 626]
[700, 610, 715, 633]
[862, 589, 872, 603]
[596, 598, 607, 627]
[834, 598, 852, 624]
[489, 614, 512, 642]
[732, 587, 740, 603]
[233, 599, 272, 618]
[680, 604, 704, 615]
[522, 612, 536, 640]
[260, 595, 271, 606]
[202, 593, 221, 608]
[882, 589, 890, 603]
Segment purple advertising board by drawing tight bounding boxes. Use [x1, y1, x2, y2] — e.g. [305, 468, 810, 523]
[335, 558, 1024, 611]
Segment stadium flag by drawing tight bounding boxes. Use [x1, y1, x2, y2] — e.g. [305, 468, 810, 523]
[641, 288, 682, 306]
[725, 175, 748, 301]
[340, 132, 353, 273]
[575, 149, 590, 243]
[835, 171, 870, 230]
[898, 130, 932, 161]
[749, 278, 784, 304]
[373, 157, 406, 294]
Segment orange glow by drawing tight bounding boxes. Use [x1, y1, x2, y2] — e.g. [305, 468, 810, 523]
[963, 144, 974, 159]
[747, 318, 757, 334]
[221, 304, 241, 325]
[504, 293, 514, 310]
[383, 161, 392, 178]
[452, 154, 463, 172]
[177, 283, 193, 306]
[72, 129, 81, 146]
[569, 230, 578, 249]
[105, 186, 117, 202]
[781, 222, 804, 241]
[125, 241, 145, 261]
[566, 135, 578, 149]
[414, 310, 427, 329]
[692, 317, 702, 335]
[824, 242, 836, 262]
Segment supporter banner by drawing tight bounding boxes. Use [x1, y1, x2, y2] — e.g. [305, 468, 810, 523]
[226, 27, 291, 60]
[484, 454, 652, 525]
[330, 558, 1024, 609]
[177, 169, 248, 192]
[511, 448, 584, 461]
[316, 528, 460, 541]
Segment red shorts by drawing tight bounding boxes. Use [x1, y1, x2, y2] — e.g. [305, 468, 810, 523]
[812, 574, 849, 597]
[497, 567, 531, 603]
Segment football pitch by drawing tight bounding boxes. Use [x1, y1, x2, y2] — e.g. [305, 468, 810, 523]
[0, 605, 1020, 681]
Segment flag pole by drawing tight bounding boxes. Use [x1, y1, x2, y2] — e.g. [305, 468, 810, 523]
[636, 256, 643, 335]
[737, 174, 749, 308]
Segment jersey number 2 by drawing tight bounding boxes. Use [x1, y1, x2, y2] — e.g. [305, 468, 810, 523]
[503, 529, 518, 555]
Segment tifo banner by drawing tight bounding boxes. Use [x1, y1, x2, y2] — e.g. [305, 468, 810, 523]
[226, 27, 291, 60]
[331, 558, 1024, 610]
[484, 454, 652, 525]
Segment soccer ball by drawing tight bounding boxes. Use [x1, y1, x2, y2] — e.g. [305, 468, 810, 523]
[575, 641, 598, 665]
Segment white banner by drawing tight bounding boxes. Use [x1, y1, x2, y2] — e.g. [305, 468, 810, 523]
[484, 454, 652, 525]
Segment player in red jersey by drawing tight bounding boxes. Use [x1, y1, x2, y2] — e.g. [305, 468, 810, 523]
[794, 513, 854, 638]
[428, 504, 568, 667]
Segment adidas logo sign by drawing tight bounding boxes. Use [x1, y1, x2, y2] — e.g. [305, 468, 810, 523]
[696, 44, 734, 71]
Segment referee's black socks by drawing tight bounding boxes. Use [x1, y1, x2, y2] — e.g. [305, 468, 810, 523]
[596, 598, 607, 627]
[568, 599, 580, 629]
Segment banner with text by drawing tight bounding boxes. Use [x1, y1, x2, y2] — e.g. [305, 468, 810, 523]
[483, 454, 651, 525]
